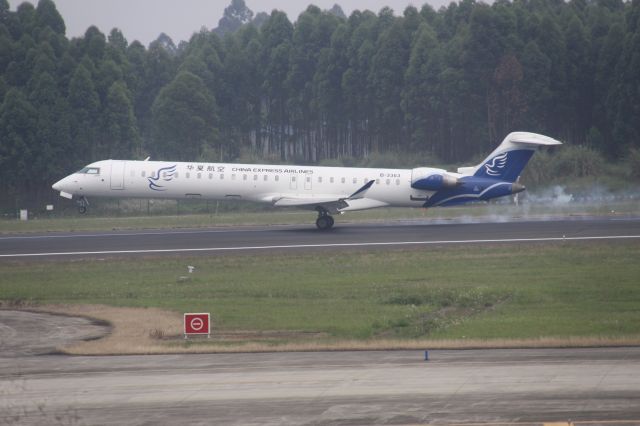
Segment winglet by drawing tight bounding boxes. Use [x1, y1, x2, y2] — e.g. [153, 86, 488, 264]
[347, 180, 375, 200]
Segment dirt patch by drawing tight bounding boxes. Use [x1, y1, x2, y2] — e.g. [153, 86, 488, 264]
[36, 304, 183, 355]
[0, 309, 108, 357]
[1, 302, 183, 355]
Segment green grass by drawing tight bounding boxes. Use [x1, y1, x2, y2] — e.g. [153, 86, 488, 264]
[1, 199, 638, 234]
[2, 241, 640, 341]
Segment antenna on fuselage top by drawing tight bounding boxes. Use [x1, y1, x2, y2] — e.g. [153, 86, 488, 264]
[143, 156, 150, 161]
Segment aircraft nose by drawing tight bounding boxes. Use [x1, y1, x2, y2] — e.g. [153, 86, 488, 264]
[52, 178, 66, 192]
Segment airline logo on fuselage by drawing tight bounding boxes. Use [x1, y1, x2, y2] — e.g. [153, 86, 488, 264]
[148, 165, 177, 191]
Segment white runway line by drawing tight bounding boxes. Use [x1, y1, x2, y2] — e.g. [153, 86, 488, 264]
[1, 235, 639, 258]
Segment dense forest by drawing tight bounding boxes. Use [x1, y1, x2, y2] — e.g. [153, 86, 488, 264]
[1, 0, 639, 206]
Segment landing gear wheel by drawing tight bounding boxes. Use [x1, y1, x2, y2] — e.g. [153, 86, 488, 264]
[315, 206, 335, 230]
[316, 215, 333, 230]
[76, 196, 89, 214]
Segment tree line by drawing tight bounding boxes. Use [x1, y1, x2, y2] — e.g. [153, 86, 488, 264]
[1, 0, 639, 204]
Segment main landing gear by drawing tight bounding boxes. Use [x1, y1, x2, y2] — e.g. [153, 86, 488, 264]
[76, 196, 89, 214]
[315, 207, 334, 231]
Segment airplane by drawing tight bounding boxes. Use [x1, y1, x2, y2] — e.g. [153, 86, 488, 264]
[52, 131, 561, 230]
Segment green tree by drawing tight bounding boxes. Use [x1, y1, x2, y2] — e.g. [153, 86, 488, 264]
[67, 63, 100, 160]
[0, 88, 38, 192]
[102, 81, 139, 158]
[28, 71, 72, 189]
[215, 0, 253, 36]
[151, 71, 219, 160]
[35, 0, 65, 35]
[402, 22, 440, 151]
[520, 41, 552, 131]
[369, 19, 410, 151]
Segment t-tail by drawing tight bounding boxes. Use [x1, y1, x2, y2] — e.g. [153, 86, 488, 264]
[423, 132, 562, 207]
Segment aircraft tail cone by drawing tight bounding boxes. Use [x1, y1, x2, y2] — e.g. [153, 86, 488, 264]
[511, 182, 526, 194]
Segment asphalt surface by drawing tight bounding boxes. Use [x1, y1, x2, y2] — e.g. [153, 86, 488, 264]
[2, 318, 640, 426]
[1, 216, 640, 259]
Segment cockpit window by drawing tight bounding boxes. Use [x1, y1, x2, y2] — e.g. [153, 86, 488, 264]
[77, 167, 100, 174]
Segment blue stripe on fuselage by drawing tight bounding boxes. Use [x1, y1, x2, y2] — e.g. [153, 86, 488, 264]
[423, 177, 514, 207]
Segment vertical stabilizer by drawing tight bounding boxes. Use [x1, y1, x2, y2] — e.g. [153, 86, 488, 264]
[458, 132, 562, 182]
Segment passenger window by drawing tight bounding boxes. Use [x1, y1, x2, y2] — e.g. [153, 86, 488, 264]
[243, 174, 247, 181]
[330, 177, 334, 183]
[220, 174, 224, 180]
[197, 173, 202, 179]
[175, 172, 179, 178]
[318, 177, 323, 183]
[341, 177, 345, 184]
[253, 175, 258, 181]
[353, 177, 357, 184]
[292, 176, 296, 182]
[386, 179, 390, 185]
[141, 171, 146, 177]
[376, 179, 380, 184]
[396, 178, 400, 185]
[186, 172, 190, 179]
[275, 175, 279, 182]
[232, 174, 236, 180]
[263, 175, 267, 181]
[209, 173, 213, 179]
[306, 176, 311, 182]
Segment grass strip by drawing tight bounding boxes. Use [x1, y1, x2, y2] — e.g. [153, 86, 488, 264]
[1, 241, 639, 353]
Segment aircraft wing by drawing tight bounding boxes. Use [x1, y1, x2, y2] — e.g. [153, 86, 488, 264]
[272, 180, 377, 211]
[273, 196, 348, 207]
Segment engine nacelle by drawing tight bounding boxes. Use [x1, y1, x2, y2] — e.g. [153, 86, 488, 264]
[411, 168, 459, 191]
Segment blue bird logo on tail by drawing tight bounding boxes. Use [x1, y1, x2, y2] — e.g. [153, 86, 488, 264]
[148, 165, 177, 191]
[484, 152, 508, 176]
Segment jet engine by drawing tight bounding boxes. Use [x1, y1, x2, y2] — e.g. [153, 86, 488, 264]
[411, 168, 459, 191]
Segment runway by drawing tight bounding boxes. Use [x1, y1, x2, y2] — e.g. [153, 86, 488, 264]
[2, 343, 640, 425]
[1, 216, 639, 259]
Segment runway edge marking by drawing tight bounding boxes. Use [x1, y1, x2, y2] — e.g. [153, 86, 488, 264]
[1, 235, 640, 258]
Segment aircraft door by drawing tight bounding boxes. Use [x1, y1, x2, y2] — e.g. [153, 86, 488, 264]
[289, 175, 297, 190]
[110, 161, 125, 190]
[304, 175, 312, 190]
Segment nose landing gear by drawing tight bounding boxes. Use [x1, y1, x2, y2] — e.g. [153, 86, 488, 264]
[315, 207, 334, 230]
[76, 196, 89, 214]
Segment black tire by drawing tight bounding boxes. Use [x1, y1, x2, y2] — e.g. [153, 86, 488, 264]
[327, 216, 335, 227]
[78, 205, 87, 214]
[316, 215, 332, 230]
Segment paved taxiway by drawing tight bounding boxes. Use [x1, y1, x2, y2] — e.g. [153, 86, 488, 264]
[2, 344, 640, 425]
[1, 216, 639, 259]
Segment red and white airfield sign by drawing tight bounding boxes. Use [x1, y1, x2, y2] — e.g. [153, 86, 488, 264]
[184, 313, 210, 338]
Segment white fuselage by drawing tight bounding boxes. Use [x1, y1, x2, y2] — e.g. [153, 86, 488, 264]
[53, 159, 443, 212]
[52, 132, 561, 227]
